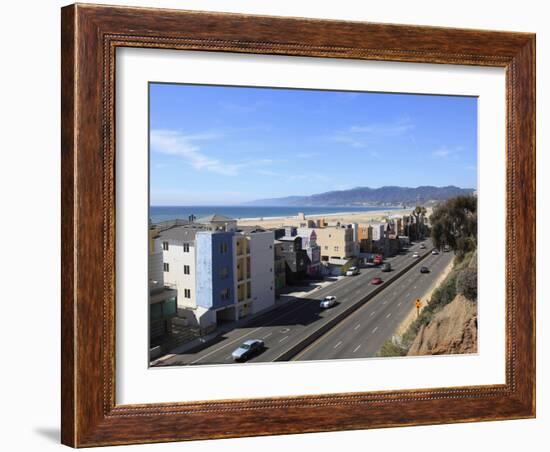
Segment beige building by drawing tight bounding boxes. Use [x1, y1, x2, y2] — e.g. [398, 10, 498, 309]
[310, 226, 355, 261]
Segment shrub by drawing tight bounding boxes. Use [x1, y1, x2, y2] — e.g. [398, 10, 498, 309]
[456, 267, 477, 301]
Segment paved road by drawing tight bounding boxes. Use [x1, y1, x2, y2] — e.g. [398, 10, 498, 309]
[293, 250, 454, 361]
[155, 240, 435, 366]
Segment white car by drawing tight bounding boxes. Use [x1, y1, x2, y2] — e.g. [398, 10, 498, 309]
[420, 244, 426, 249]
[412, 252, 420, 258]
[431, 249, 439, 255]
[346, 266, 359, 276]
[320, 296, 337, 309]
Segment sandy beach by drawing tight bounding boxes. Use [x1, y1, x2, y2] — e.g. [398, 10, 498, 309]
[236, 208, 424, 229]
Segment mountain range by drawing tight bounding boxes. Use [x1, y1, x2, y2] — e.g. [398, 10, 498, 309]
[247, 185, 475, 207]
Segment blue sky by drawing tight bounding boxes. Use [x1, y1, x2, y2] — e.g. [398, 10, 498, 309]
[149, 83, 477, 206]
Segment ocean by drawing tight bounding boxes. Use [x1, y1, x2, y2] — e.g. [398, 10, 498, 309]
[149, 205, 398, 224]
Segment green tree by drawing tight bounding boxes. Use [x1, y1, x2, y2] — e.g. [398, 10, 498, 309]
[429, 195, 477, 259]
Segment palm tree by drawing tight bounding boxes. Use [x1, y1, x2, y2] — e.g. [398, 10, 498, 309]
[412, 206, 427, 239]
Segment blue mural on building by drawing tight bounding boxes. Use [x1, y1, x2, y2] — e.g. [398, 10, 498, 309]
[195, 231, 235, 309]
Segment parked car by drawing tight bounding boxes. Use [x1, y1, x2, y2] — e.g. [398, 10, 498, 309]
[320, 295, 337, 309]
[346, 266, 359, 276]
[412, 252, 420, 258]
[431, 249, 439, 255]
[370, 277, 383, 285]
[381, 263, 392, 272]
[231, 339, 265, 361]
[420, 266, 430, 273]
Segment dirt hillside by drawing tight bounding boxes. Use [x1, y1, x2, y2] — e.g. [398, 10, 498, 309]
[407, 294, 477, 356]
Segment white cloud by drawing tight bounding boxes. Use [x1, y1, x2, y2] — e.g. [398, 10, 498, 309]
[150, 129, 272, 176]
[328, 118, 414, 149]
[349, 121, 414, 136]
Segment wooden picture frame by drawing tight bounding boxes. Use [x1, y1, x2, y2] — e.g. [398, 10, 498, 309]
[61, 3, 535, 447]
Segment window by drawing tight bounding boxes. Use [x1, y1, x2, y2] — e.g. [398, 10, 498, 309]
[162, 241, 169, 251]
[219, 242, 228, 254]
[183, 243, 190, 252]
[184, 289, 191, 298]
[220, 288, 230, 301]
[334, 246, 339, 252]
[184, 265, 190, 275]
[220, 267, 229, 279]
[163, 263, 169, 272]
[324, 246, 328, 250]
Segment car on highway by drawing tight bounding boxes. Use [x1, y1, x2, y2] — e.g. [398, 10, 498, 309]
[370, 277, 383, 285]
[443, 245, 451, 252]
[431, 249, 439, 255]
[320, 295, 337, 309]
[373, 255, 383, 265]
[381, 263, 392, 272]
[420, 266, 430, 273]
[412, 252, 420, 258]
[420, 244, 426, 249]
[346, 266, 359, 276]
[231, 339, 265, 361]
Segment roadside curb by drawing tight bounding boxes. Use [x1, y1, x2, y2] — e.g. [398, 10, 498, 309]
[274, 248, 434, 361]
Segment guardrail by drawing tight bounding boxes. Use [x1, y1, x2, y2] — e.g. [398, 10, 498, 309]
[273, 248, 434, 361]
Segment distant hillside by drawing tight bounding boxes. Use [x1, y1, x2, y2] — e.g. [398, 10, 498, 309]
[248, 185, 475, 207]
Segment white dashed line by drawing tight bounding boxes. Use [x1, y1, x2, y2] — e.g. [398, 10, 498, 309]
[353, 345, 361, 353]
[354, 324, 361, 330]
[263, 332, 272, 339]
[370, 311, 376, 317]
[372, 327, 378, 334]
[334, 341, 342, 349]
[386, 313, 392, 319]
[397, 301, 402, 307]
[279, 336, 289, 343]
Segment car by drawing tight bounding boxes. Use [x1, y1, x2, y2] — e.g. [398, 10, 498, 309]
[443, 245, 451, 252]
[320, 295, 337, 309]
[420, 266, 430, 273]
[431, 249, 439, 255]
[381, 263, 392, 272]
[412, 252, 420, 258]
[370, 277, 383, 285]
[231, 339, 265, 361]
[346, 266, 359, 276]
[420, 244, 426, 249]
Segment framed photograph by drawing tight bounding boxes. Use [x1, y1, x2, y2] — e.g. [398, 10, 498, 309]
[61, 3, 535, 447]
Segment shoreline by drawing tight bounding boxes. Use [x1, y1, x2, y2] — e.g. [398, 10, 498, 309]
[150, 206, 408, 225]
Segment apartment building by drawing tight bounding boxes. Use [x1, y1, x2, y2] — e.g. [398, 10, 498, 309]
[155, 217, 275, 330]
[312, 225, 355, 262]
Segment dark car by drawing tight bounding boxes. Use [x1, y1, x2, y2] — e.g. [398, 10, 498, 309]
[381, 263, 392, 272]
[420, 266, 430, 273]
[370, 277, 383, 285]
[231, 339, 265, 361]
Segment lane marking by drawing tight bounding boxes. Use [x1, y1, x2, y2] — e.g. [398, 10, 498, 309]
[397, 301, 402, 307]
[354, 324, 361, 330]
[279, 336, 289, 343]
[386, 313, 392, 319]
[334, 341, 342, 349]
[262, 332, 272, 339]
[370, 311, 376, 317]
[353, 345, 361, 353]
[372, 327, 378, 334]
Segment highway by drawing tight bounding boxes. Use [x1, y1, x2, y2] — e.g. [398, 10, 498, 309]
[155, 240, 440, 366]
[293, 250, 454, 361]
